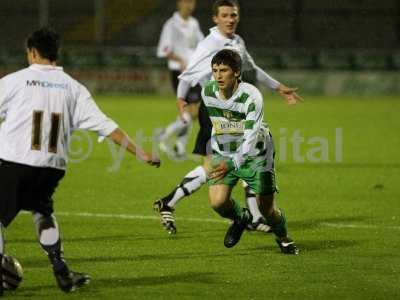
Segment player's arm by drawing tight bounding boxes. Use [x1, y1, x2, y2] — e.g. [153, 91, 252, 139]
[73, 85, 160, 167]
[157, 20, 186, 71]
[176, 46, 212, 119]
[0, 78, 9, 120]
[166, 52, 186, 71]
[176, 79, 191, 120]
[244, 50, 303, 105]
[108, 128, 160, 167]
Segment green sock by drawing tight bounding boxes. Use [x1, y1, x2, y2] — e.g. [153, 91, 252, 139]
[214, 199, 244, 221]
[266, 209, 288, 238]
[231, 199, 245, 221]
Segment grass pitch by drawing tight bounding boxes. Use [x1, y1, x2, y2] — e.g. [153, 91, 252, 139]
[4, 94, 400, 299]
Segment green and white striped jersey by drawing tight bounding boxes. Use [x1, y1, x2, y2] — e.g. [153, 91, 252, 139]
[202, 80, 269, 169]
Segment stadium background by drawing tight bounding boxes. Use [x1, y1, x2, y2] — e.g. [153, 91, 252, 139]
[0, 1, 399, 299]
[1, 0, 399, 94]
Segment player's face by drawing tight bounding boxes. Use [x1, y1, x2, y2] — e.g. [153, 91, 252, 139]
[177, 0, 196, 17]
[212, 63, 239, 93]
[213, 6, 239, 38]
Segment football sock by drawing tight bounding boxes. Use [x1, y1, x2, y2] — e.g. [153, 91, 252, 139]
[163, 166, 207, 208]
[265, 209, 288, 238]
[33, 213, 68, 273]
[213, 199, 245, 222]
[244, 185, 263, 222]
[160, 112, 192, 142]
[175, 122, 192, 155]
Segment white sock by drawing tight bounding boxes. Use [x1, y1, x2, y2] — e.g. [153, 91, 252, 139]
[242, 181, 264, 222]
[161, 112, 192, 142]
[166, 166, 207, 208]
[33, 213, 60, 246]
[175, 122, 192, 155]
[246, 196, 263, 222]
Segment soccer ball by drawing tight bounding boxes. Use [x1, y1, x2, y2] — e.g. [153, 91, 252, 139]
[2, 255, 23, 290]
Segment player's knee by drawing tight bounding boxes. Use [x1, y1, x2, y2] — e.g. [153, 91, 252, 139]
[209, 197, 223, 210]
[209, 193, 228, 210]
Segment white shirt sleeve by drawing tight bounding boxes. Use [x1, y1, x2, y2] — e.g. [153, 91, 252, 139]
[0, 78, 9, 120]
[254, 65, 280, 90]
[157, 20, 173, 58]
[72, 84, 118, 137]
[178, 45, 213, 91]
[242, 50, 280, 90]
[177, 79, 191, 100]
[232, 92, 264, 169]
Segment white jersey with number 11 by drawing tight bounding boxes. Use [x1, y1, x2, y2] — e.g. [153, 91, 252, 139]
[0, 64, 118, 170]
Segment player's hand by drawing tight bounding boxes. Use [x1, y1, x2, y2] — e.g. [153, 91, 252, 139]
[140, 153, 161, 168]
[209, 161, 230, 181]
[180, 62, 187, 72]
[277, 84, 303, 105]
[177, 98, 188, 123]
[148, 157, 161, 168]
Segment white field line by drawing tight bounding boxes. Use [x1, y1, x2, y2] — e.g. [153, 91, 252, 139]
[56, 211, 229, 224]
[320, 222, 400, 230]
[22, 211, 400, 230]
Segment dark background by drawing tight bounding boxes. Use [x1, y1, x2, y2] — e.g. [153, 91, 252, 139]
[0, 0, 399, 71]
[0, 0, 398, 49]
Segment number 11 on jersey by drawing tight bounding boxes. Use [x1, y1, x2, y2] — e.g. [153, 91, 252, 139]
[31, 111, 62, 154]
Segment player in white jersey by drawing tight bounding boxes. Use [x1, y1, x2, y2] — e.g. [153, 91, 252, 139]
[0, 27, 160, 295]
[157, 0, 204, 158]
[204, 49, 298, 254]
[154, 0, 301, 235]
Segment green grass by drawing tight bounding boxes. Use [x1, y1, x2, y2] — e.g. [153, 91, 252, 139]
[5, 94, 400, 299]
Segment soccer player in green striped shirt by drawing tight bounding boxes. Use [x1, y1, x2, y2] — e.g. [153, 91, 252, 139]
[205, 49, 298, 254]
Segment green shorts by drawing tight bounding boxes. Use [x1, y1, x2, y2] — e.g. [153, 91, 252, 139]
[208, 155, 277, 195]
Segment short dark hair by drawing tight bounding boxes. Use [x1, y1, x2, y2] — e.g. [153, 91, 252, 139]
[212, 0, 239, 16]
[26, 27, 60, 62]
[211, 49, 242, 74]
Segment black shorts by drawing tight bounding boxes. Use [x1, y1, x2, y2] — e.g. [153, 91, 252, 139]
[170, 70, 202, 103]
[193, 101, 213, 156]
[0, 159, 65, 227]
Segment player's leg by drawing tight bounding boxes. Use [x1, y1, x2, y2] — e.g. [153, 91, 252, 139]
[154, 114, 212, 234]
[160, 93, 201, 158]
[158, 111, 193, 156]
[158, 70, 191, 156]
[0, 160, 30, 295]
[160, 155, 210, 208]
[32, 212, 90, 292]
[242, 181, 271, 233]
[174, 102, 200, 157]
[33, 168, 90, 292]
[209, 184, 252, 248]
[174, 85, 202, 157]
[243, 130, 275, 233]
[258, 193, 298, 255]
[154, 156, 210, 234]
